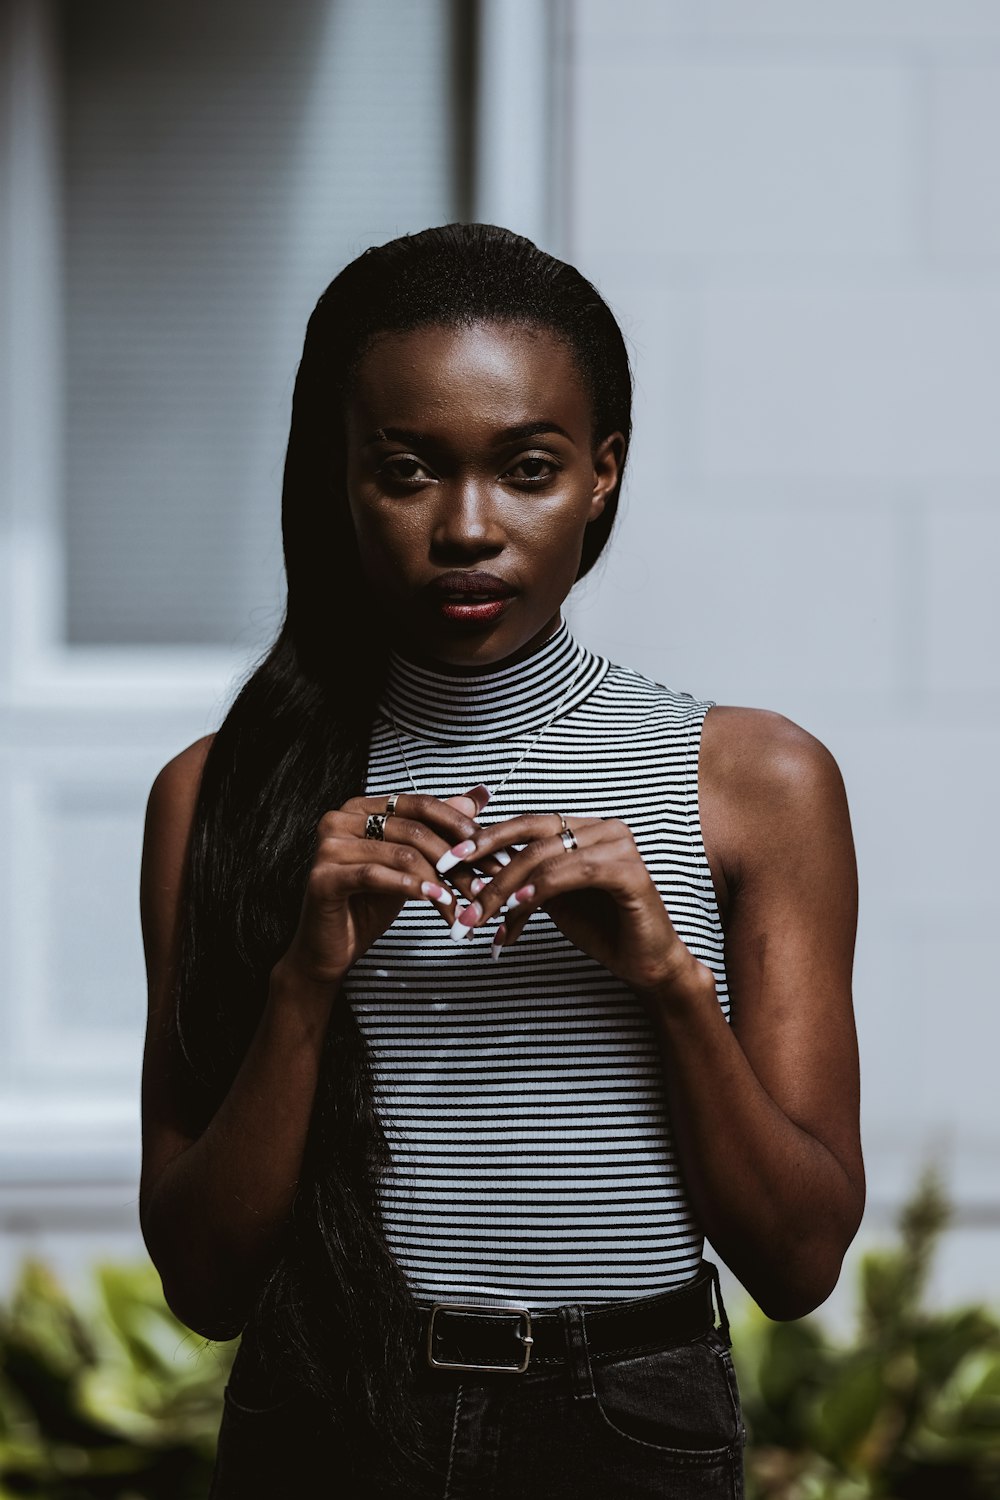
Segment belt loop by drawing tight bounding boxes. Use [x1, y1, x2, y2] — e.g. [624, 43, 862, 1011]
[708, 1262, 732, 1348]
[558, 1303, 596, 1401]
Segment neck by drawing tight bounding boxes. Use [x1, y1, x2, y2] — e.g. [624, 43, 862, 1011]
[378, 616, 606, 743]
[389, 614, 563, 678]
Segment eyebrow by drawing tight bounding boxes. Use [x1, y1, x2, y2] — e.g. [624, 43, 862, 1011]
[362, 421, 574, 448]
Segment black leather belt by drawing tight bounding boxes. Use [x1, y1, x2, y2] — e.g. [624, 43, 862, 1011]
[418, 1261, 727, 1375]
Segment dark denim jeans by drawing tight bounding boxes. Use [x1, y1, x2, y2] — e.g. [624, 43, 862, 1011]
[209, 1279, 746, 1498]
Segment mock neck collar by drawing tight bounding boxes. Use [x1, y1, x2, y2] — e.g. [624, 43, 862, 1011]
[376, 617, 608, 743]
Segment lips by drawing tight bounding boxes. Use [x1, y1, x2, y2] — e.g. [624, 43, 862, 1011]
[429, 571, 516, 601]
[434, 594, 515, 624]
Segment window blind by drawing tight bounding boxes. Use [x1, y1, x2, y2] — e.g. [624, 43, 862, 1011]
[59, 0, 461, 647]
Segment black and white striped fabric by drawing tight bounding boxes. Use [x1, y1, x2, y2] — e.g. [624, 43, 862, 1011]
[344, 616, 729, 1310]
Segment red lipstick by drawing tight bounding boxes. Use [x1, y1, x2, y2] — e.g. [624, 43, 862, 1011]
[428, 570, 517, 624]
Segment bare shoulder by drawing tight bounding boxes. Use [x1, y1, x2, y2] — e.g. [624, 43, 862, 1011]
[147, 732, 217, 822]
[140, 733, 216, 989]
[699, 704, 853, 897]
[139, 733, 218, 1208]
[701, 703, 846, 798]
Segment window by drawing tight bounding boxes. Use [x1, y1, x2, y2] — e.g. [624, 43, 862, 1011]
[58, 0, 466, 649]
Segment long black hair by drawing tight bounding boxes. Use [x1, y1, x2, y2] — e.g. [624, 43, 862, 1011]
[174, 222, 633, 1476]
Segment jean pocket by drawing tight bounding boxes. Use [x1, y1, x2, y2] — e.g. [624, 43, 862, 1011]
[219, 1338, 299, 1418]
[221, 1381, 298, 1418]
[210, 1379, 319, 1500]
[588, 1333, 742, 1460]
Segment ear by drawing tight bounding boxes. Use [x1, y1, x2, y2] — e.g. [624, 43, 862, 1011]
[589, 431, 625, 522]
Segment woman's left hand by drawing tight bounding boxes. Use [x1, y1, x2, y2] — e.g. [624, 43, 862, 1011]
[443, 813, 710, 1003]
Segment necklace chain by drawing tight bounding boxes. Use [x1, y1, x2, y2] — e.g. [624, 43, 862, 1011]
[384, 659, 586, 802]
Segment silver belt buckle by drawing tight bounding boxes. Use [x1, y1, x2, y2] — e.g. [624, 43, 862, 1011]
[427, 1301, 533, 1374]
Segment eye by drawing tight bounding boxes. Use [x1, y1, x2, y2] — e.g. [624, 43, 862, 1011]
[504, 454, 560, 485]
[378, 455, 436, 485]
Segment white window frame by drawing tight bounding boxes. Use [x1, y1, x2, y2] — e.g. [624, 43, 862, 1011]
[472, 0, 567, 252]
[1, 0, 244, 716]
[0, 0, 558, 1218]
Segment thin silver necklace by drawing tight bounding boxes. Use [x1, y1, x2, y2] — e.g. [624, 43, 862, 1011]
[384, 657, 586, 802]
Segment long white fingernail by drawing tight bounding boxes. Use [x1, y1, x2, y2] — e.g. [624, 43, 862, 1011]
[437, 839, 476, 875]
[449, 911, 473, 941]
[495, 850, 512, 867]
[421, 881, 453, 905]
[507, 884, 535, 912]
[491, 925, 507, 960]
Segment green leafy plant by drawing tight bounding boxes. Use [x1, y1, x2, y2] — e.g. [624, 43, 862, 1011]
[0, 1258, 234, 1499]
[1, 1169, 997, 1498]
[733, 1167, 1000, 1500]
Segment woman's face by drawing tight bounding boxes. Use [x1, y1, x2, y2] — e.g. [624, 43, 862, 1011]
[344, 320, 624, 672]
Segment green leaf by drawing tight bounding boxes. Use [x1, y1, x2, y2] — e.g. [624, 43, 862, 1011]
[813, 1354, 886, 1461]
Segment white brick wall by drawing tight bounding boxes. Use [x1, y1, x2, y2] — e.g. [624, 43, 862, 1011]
[574, 61, 916, 258]
[698, 284, 1000, 480]
[574, 1, 1000, 45]
[562, 0, 1000, 1309]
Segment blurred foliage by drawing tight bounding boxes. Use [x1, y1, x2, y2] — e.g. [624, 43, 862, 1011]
[0, 1168, 998, 1497]
[735, 1166, 1000, 1500]
[0, 1259, 234, 1499]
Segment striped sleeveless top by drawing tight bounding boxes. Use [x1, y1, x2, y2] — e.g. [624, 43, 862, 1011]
[343, 616, 729, 1310]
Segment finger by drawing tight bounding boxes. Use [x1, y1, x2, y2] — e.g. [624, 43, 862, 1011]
[449, 821, 614, 943]
[455, 820, 609, 927]
[309, 850, 438, 907]
[437, 803, 585, 884]
[366, 792, 484, 850]
[317, 834, 461, 918]
[383, 790, 510, 882]
[443, 783, 491, 819]
[464, 811, 605, 866]
[489, 922, 509, 961]
[342, 808, 483, 901]
[475, 811, 613, 885]
[433, 832, 515, 882]
[499, 831, 641, 951]
[494, 865, 589, 952]
[440, 786, 511, 876]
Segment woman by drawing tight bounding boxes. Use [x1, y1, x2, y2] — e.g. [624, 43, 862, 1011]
[139, 223, 863, 1498]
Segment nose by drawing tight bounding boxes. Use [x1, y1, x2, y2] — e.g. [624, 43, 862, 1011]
[431, 478, 504, 554]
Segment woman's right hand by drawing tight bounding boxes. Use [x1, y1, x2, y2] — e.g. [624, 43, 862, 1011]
[273, 785, 499, 988]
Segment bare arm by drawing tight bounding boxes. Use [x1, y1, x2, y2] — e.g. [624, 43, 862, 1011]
[421, 703, 864, 1320]
[641, 707, 864, 1320]
[138, 748, 489, 1340]
[138, 738, 341, 1340]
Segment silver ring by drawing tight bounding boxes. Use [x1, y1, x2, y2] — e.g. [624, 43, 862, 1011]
[385, 790, 402, 817]
[555, 813, 578, 852]
[365, 813, 387, 840]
